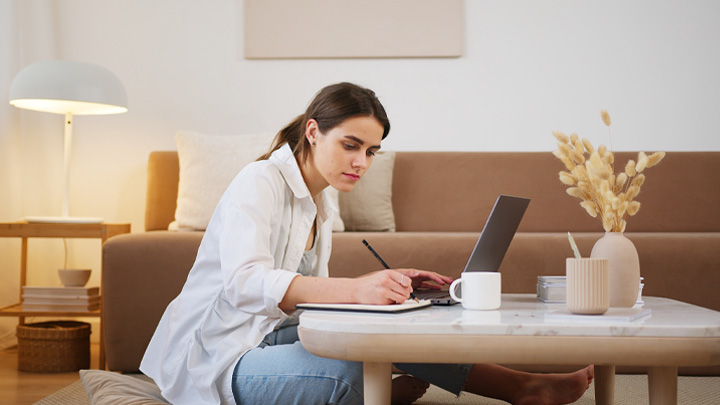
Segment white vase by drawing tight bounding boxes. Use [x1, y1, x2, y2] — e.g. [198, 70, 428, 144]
[590, 232, 640, 308]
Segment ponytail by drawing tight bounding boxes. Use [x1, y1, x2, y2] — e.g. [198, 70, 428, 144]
[257, 114, 307, 161]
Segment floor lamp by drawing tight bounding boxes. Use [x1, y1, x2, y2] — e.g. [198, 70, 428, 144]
[9, 60, 128, 223]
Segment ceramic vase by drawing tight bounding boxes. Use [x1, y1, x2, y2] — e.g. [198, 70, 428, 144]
[590, 232, 640, 308]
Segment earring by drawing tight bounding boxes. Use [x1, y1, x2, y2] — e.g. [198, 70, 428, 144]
[312, 142, 316, 146]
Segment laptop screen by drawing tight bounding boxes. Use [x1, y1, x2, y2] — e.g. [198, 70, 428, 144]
[463, 195, 530, 272]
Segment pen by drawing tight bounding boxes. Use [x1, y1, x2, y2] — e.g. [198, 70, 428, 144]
[362, 239, 418, 301]
[567, 232, 582, 259]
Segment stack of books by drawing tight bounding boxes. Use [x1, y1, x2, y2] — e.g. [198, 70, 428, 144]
[537, 276, 645, 305]
[537, 276, 567, 303]
[21, 286, 100, 312]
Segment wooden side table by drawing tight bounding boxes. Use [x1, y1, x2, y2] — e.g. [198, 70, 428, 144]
[0, 221, 131, 370]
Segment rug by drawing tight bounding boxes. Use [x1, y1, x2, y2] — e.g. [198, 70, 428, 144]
[35, 375, 720, 404]
[417, 375, 720, 404]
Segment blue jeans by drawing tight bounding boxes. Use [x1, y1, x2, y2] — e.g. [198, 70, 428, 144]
[231, 325, 472, 405]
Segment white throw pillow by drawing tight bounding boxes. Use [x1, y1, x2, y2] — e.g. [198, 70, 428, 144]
[171, 131, 275, 231]
[80, 370, 169, 404]
[338, 151, 396, 232]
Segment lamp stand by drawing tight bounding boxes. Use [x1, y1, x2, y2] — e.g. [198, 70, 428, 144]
[24, 112, 103, 224]
[63, 112, 73, 218]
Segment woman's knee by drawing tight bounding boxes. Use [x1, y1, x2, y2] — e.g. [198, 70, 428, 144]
[233, 361, 364, 405]
[234, 345, 365, 404]
[334, 359, 364, 384]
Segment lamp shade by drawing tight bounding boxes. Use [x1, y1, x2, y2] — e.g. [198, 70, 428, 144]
[9, 60, 128, 115]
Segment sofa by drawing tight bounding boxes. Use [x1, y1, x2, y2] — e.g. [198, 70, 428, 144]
[103, 150, 720, 376]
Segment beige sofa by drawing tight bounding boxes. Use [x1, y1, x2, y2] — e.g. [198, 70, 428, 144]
[103, 150, 720, 375]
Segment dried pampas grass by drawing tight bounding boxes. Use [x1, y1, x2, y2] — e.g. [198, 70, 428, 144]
[553, 110, 665, 232]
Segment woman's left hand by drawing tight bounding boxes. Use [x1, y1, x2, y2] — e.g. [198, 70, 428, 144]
[393, 268, 453, 290]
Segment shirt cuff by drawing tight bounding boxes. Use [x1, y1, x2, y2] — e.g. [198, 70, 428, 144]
[266, 270, 301, 316]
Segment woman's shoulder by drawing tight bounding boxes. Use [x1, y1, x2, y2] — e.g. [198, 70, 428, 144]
[225, 147, 302, 201]
[227, 155, 306, 204]
[239, 158, 281, 176]
[231, 159, 285, 190]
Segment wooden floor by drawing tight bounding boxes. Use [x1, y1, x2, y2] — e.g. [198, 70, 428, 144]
[0, 343, 98, 405]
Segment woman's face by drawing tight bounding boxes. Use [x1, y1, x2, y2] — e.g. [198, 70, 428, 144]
[304, 115, 384, 195]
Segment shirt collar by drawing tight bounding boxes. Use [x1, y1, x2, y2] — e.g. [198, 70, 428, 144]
[270, 144, 310, 199]
[269, 144, 338, 221]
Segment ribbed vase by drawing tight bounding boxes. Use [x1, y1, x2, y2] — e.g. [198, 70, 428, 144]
[590, 232, 640, 308]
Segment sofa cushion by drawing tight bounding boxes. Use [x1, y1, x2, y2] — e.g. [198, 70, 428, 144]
[390, 151, 720, 233]
[339, 151, 396, 232]
[172, 131, 274, 231]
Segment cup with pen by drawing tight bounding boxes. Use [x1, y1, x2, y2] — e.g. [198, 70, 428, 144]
[566, 232, 609, 315]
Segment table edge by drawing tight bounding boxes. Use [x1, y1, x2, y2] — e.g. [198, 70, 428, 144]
[298, 327, 720, 367]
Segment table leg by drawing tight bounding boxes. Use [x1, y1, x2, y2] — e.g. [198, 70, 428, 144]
[363, 362, 392, 405]
[595, 365, 615, 405]
[648, 366, 678, 405]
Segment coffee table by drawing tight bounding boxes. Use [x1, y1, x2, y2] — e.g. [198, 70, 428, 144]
[298, 294, 720, 405]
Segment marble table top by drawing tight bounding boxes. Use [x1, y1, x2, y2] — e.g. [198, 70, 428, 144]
[299, 294, 720, 338]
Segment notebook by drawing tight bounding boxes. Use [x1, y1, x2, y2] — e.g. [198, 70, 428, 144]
[413, 195, 531, 305]
[296, 299, 432, 313]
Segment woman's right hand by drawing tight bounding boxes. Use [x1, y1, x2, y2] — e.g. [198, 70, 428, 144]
[353, 270, 413, 305]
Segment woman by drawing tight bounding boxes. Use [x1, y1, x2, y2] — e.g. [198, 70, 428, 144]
[141, 82, 593, 404]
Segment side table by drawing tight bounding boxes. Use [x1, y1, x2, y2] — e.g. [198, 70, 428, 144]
[0, 221, 131, 370]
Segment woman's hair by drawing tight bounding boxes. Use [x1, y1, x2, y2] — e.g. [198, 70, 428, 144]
[258, 82, 390, 162]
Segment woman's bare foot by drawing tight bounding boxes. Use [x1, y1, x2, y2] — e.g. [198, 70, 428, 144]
[512, 365, 595, 405]
[391, 375, 430, 405]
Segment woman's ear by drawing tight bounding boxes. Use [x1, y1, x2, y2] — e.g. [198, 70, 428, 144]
[305, 119, 319, 145]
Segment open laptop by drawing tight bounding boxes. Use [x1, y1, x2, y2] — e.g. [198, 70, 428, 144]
[413, 195, 531, 305]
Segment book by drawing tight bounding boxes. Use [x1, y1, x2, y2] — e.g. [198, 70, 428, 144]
[296, 299, 432, 313]
[22, 302, 100, 312]
[22, 286, 99, 297]
[22, 295, 101, 306]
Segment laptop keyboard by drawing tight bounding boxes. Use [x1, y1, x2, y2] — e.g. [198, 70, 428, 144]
[414, 289, 451, 300]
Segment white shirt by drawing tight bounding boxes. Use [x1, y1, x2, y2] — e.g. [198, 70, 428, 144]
[140, 144, 336, 404]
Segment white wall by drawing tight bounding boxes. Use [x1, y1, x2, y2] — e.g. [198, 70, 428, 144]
[2, 0, 719, 346]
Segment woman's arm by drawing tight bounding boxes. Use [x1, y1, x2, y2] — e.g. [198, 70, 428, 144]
[279, 268, 453, 311]
[279, 269, 411, 311]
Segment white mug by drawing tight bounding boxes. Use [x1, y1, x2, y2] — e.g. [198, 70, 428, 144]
[449, 272, 502, 310]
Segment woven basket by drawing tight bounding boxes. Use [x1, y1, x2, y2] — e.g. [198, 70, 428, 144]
[16, 321, 91, 373]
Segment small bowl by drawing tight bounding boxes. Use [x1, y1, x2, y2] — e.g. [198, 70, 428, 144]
[58, 269, 91, 287]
